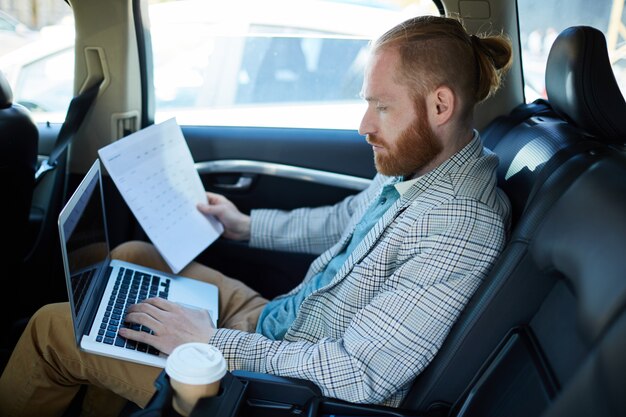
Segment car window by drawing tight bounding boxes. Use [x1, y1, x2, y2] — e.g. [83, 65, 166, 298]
[149, 0, 440, 129]
[0, 0, 439, 127]
[15, 47, 74, 114]
[0, 7, 73, 120]
[518, 0, 625, 102]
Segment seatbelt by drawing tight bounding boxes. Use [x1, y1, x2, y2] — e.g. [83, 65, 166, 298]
[34, 77, 104, 183]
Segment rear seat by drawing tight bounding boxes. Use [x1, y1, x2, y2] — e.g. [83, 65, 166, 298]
[398, 25, 626, 416]
[128, 26, 626, 417]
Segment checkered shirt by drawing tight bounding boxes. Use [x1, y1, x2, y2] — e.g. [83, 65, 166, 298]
[209, 134, 511, 407]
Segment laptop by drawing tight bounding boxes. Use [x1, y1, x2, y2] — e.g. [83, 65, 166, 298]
[58, 159, 219, 368]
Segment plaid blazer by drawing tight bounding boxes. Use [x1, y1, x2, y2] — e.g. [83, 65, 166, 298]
[210, 134, 511, 407]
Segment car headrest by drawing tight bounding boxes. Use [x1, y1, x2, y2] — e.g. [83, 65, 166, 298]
[545, 26, 626, 145]
[0, 70, 13, 109]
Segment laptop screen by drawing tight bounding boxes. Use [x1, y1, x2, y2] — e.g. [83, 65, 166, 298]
[59, 161, 110, 343]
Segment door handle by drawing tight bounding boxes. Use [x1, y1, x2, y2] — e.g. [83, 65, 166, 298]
[212, 174, 254, 190]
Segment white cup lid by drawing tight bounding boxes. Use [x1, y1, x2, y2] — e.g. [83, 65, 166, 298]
[166, 343, 227, 385]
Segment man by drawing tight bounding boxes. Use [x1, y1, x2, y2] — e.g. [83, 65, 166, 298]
[0, 15, 513, 417]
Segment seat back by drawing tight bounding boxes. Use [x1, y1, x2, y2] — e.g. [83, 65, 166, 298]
[0, 70, 38, 354]
[484, 107, 589, 226]
[0, 70, 38, 260]
[400, 25, 626, 416]
[450, 148, 626, 417]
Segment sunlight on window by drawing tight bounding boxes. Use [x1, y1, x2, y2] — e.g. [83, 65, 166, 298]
[148, 0, 440, 129]
[0, 0, 439, 127]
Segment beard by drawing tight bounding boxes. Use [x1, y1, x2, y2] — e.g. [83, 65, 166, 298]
[367, 104, 443, 178]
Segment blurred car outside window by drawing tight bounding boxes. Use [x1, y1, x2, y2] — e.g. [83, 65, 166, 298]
[0, 5, 73, 121]
[149, 0, 440, 129]
[518, 0, 626, 102]
[0, 0, 439, 129]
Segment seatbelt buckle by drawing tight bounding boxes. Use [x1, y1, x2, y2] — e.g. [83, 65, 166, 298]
[34, 159, 57, 183]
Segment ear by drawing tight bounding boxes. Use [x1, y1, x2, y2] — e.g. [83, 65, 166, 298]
[427, 86, 455, 127]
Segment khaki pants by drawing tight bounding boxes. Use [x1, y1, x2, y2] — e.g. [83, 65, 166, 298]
[0, 241, 268, 417]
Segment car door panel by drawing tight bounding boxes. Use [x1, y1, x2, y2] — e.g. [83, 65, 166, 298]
[183, 125, 375, 297]
[184, 125, 375, 177]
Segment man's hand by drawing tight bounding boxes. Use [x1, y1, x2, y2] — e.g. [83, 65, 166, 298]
[197, 192, 251, 240]
[119, 297, 215, 355]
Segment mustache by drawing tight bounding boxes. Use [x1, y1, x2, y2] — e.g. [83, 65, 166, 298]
[366, 134, 384, 146]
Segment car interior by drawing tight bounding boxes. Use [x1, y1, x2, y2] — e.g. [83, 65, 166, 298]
[0, 0, 625, 416]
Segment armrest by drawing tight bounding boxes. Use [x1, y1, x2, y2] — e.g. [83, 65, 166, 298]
[318, 398, 428, 417]
[231, 371, 427, 417]
[131, 370, 426, 417]
[230, 370, 322, 416]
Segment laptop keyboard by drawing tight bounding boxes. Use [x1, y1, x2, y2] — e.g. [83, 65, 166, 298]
[96, 266, 171, 356]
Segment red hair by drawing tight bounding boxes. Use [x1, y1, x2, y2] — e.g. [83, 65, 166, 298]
[372, 16, 513, 118]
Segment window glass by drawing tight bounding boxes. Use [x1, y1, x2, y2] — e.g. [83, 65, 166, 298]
[518, 0, 625, 102]
[0, 5, 73, 122]
[149, 0, 440, 129]
[15, 48, 74, 114]
[0, 0, 439, 127]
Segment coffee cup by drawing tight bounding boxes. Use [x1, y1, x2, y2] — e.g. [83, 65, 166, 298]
[165, 343, 227, 416]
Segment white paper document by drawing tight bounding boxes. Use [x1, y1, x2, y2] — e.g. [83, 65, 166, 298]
[98, 118, 223, 273]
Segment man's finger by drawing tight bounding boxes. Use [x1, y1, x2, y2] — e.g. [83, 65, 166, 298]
[124, 310, 162, 330]
[118, 327, 156, 346]
[141, 296, 175, 311]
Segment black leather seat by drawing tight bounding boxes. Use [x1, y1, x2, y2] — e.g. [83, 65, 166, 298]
[0, 69, 38, 366]
[398, 25, 626, 416]
[0, 70, 38, 260]
[545, 26, 626, 142]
